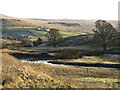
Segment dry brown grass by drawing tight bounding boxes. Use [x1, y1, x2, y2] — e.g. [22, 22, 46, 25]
[2, 53, 73, 88]
[2, 53, 120, 88]
[1, 39, 21, 44]
[30, 62, 120, 88]
[56, 56, 120, 64]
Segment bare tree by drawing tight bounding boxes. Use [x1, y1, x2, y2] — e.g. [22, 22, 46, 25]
[92, 20, 117, 51]
[45, 28, 64, 47]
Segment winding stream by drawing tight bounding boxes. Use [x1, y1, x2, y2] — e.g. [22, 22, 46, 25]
[18, 58, 120, 70]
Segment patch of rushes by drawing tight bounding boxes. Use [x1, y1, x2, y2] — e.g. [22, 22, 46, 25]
[74, 77, 120, 88]
[30, 61, 120, 88]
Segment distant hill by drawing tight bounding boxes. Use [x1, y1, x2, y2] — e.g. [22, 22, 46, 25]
[2, 18, 38, 27]
[23, 18, 118, 33]
[0, 14, 37, 27]
[0, 14, 118, 41]
[1, 14, 118, 32]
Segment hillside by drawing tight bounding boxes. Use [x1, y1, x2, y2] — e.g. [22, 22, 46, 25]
[23, 18, 118, 33]
[0, 14, 118, 41]
[2, 19, 38, 39]
[0, 14, 37, 27]
[57, 34, 93, 47]
[1, 14, 39, 39]
[2, 19, 37, 27]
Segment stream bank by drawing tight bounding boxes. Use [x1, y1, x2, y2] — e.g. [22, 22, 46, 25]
[18, 58, 120, 70]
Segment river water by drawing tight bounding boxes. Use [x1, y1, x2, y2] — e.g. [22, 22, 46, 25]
[18, 58, 120, 70]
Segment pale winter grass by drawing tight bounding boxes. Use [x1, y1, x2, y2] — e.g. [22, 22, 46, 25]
[2, 53, 75, 88]
[1, 53, 120, 88]
[56, 56, 120, 64]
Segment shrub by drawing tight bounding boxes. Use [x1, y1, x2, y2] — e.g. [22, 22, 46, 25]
[21, 38, 33, 47]
[37, 37, 42, 44]
[2, 41, 7, 49]
[55, 48, 82, 59]
[33, 37, 42, 46]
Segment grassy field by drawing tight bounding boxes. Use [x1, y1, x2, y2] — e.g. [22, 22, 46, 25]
[1, 53, 120, 88]
[3, 26, 88, 40]
[6, 26, 36, 30]
[1, 39, 21, 44]
[2, 17, 93, 40]
[59, 31, 87, 37]
[28, 30, 87, 37]
[28, 30, 46, 36]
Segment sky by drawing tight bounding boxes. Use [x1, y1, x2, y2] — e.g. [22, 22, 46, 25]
[0, 0, 119, 20]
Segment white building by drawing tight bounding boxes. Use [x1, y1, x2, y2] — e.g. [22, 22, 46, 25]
[46, 29, 50, 32]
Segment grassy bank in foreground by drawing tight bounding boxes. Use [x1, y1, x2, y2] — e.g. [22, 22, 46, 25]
[2, 53, 120, 88]
[2, 53, 74, 88]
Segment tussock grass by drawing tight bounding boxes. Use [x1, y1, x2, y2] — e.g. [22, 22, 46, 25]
[2, 53, 120, 88]
[2, 53, 74, 88]
[30, 62, 120, 88]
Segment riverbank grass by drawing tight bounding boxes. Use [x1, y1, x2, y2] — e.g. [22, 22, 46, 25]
[2, 53, 120, 88]
[53, 56, 120, 64]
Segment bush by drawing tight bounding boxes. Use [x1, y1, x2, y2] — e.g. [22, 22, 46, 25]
[55, 48, 82, 59]
[33, 37, 42, 46]
[2, 41, 7, 49]
[21, 39, 33, 47]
